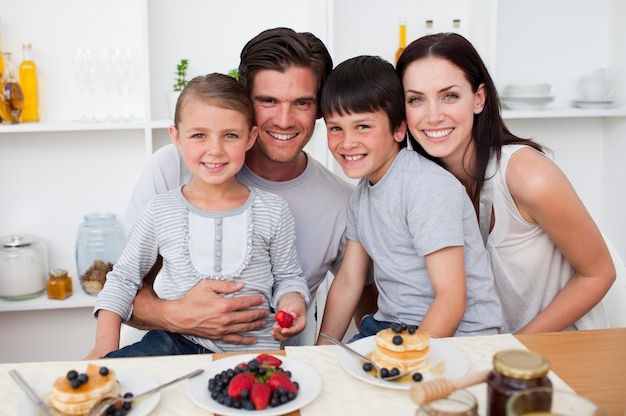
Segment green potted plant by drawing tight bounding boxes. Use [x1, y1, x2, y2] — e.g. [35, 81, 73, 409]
[168, 58, 189, 118]
[173, 59, 189, 92]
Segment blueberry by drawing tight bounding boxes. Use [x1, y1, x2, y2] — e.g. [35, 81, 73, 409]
[390, 368, 400, 377]
[380, 368, 390, 378]
[412, 372, 423, 382]
[407, 325, 418, 334]
[240, 389, 250, 400]
[99, 367, 109, 376]
[392, 335, 403, 345]
[247, 360, 260, 371]
[362, 362, 373, 372]
[66, 370, 78, 381]
[77, 373, 89, 384]
[390, 323, 403, 333]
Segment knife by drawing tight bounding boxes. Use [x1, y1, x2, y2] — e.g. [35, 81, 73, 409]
[9, 369, 53, 416]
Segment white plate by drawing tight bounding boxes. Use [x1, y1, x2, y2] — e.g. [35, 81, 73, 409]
[572, 99, 616, 109]
[339, 336, 469, 390]
[500, 95, 554, 102]
[186, 354, 321, 416]
[16, 368, 160, 416]
[501, 96, 554, 111]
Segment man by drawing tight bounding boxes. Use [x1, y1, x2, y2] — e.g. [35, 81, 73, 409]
[123, 28, 376, 347]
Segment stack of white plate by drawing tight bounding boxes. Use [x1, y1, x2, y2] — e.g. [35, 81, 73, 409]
[500, 83, 554, 111]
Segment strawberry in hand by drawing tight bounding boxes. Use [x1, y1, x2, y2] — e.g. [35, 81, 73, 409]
[275, 310, 294, 328]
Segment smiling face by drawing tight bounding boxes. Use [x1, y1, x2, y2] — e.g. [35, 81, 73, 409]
[248, 66, 319, 167]
[325, 110, 406, 184]
[402, 57, 485, 169]
[171, 98, 257, 189]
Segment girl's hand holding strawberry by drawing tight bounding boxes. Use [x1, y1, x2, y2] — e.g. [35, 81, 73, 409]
[272, 293, 307, 342]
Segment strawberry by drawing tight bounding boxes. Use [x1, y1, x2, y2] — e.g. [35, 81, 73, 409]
[275, 310, 293, 328]
[256, 354, 283, 368]
[227, 372, 255, 399]
[250, 382, 271, 410]
[267, 371, 298, 394]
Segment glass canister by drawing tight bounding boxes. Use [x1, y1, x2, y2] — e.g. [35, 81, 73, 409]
[487, 349, 552, 416]
[0, 234, 48, 300]
[75, 213, 126, 296]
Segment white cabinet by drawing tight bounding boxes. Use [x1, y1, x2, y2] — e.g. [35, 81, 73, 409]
[1, 0, 625, 362]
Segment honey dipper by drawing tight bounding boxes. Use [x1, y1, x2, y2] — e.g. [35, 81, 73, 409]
[409, 369, 490, 405]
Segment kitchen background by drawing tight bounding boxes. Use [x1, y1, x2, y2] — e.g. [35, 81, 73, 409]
[0, 0, 624, 362]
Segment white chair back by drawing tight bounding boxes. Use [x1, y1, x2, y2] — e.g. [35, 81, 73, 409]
[602, 235, 626, 328]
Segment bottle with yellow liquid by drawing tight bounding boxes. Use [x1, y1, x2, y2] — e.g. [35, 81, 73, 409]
[0, 18, 5, 123]
[0, 52, 24, 124]
[19, 43, 38, 122]
[395, 17, 407, 65]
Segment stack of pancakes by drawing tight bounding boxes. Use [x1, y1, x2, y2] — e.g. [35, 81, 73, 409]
[371, 327, 431, 373]
[49, 364, 119, 415]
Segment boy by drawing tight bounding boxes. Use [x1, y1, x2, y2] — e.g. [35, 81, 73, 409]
[316, 56, 502, 342]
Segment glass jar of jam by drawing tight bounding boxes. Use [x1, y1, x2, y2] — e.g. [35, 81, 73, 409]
[487, 349, 551, 416]
[47, 268, 73, 300]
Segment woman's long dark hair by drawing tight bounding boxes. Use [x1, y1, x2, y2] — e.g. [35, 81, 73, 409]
[396, 33, 543, 208]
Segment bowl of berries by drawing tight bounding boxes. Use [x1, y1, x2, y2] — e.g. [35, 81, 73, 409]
[186, 353, 321, 415]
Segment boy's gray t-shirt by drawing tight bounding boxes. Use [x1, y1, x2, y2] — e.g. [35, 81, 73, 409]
[346, 149, 502, 336]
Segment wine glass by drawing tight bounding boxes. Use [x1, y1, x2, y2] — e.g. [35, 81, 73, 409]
[99, 48, 116, 122]
[73, 48, 97, 122]
[120, 48, 137, 121]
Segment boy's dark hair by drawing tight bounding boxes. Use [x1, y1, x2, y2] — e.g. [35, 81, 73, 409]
[238, 27, 333, 114]
[320, 55, 406, 146]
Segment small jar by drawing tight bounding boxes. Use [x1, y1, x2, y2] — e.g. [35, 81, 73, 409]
[47, 269, 73, 300]
[416, 389, 478, 416]
[75, 213, 126, 296]
[487, 349, 552, 416]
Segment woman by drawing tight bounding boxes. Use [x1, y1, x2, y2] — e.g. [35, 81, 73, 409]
[396, 33, 615, 333]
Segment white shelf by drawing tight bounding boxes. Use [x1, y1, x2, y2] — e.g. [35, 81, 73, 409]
[502, 106, 626, 120]
[0, 119, 147, 133]
[0, 281, 96, 313]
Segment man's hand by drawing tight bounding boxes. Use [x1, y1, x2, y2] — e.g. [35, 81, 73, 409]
[129, 280, 268, 345]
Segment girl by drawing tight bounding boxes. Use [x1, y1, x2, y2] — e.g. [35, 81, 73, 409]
[87, 73, 309, 358]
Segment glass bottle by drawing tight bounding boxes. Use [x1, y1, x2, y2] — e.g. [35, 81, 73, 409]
[395, 17, 407, 65]
[486, 349, 552, 416]
[0, 18, 5, 87]
[47, 268, 73, 300]
[0, 52, 24, 124]
[19, 43, 39, 122]
[425, 20, 434, 35]
[75, 213, 126, 296]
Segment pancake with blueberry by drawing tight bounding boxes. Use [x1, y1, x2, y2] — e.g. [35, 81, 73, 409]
[50, 364, 119, 415]
[371, 324, 431, 373]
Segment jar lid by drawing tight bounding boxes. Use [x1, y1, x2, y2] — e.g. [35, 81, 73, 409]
[1, 234, 38, 249]
[50, 269, 68, 278]
[493, 349, 550, 379]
